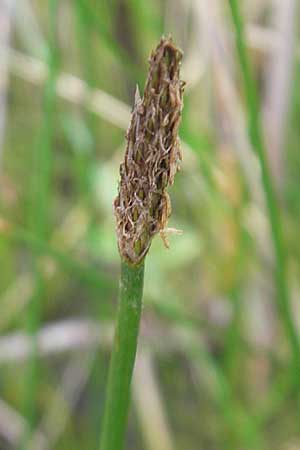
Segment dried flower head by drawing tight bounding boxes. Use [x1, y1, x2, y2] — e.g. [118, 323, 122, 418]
[114, 36, 185, 265]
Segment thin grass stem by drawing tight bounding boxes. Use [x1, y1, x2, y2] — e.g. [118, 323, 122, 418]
[228, 0, 300, 373]
[100, 36, 184, 450]
[21, 1, 58, 447]
[99, 261, 145, 450]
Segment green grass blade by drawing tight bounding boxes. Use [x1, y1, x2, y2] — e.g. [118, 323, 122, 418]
[21, 1, 59, 444]
[228, 0, 300, 373]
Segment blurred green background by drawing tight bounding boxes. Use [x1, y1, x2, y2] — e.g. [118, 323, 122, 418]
[0, 0, 300, 449]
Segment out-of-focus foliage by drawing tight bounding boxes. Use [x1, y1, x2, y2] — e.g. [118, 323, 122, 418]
[0, 1, 300, 449]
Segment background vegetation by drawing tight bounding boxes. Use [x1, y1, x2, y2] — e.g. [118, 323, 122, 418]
[0, 1, 299, 449]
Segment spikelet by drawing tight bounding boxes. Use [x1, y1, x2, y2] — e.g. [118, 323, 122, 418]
[114, 36, 185, 265]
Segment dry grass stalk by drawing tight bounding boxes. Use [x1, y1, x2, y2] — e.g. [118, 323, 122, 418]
[114, 36, 185, 265]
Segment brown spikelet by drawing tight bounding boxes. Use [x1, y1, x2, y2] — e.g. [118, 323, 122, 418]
[114, 36, 185, 265]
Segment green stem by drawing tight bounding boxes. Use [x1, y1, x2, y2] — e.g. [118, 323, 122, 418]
[100, 261, 145, 450]
[21, 1, 58, 446]
[228, 0, 300, 373]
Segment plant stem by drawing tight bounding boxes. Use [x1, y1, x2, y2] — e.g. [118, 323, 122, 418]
[100, 261, 145, 450]
[228, 0, 300, 373]
[21, 1, 58, 446]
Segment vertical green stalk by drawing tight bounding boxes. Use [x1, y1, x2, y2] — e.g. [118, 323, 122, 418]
[100, 37, 184, 450]
[228, 0, 300, 372]
[99, 261, 145, 450]
[74, 0, 97, 202]
[22, 1, 58, 446]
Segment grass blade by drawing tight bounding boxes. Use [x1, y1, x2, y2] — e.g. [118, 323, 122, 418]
[228, 0, 300, 374]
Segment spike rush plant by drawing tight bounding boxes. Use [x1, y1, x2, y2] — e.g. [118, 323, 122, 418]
[99, 37, 185, 450]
